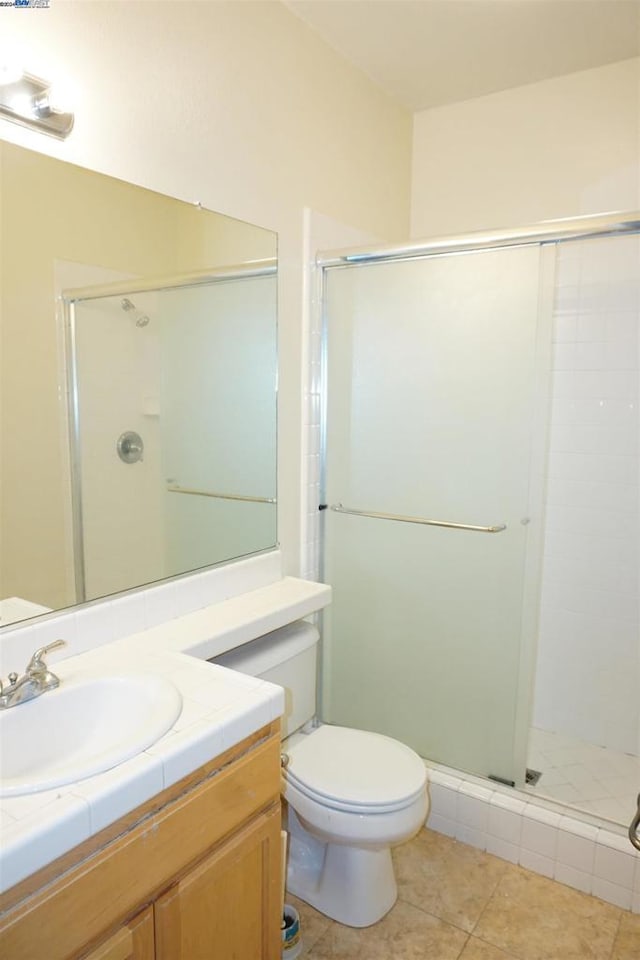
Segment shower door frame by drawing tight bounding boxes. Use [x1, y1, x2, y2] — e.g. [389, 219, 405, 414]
[315, 210, 640, 789]
[62, 260, 277, 602]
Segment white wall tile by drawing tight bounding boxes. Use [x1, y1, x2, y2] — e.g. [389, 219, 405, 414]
[143, 582, 178, 628]
[111, 592, 147, 640]
[519, 847, 555, 878]
[427, 812, 457, 838]
[456, 786, 490, 850]
[591, 876, 633, 910]
[535, 238, 640, 755]
[488, 796, 524, 846]
[593, 836, 637, 889]
[556, 817, 598, 873]
[456, 824, 487, 851]
[428, 783, 458, 821]
[554, 862, 593, 895]
[521, 815, 559, 860]
[486, 835, 519, 864]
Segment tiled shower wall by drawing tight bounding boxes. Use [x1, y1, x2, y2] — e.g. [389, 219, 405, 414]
[300, 210, 377, 580]
[533, 235, 640, 755]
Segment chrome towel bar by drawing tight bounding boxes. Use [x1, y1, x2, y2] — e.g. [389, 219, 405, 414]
[329, 503, 506, 534]
[167, 484, 276, 505]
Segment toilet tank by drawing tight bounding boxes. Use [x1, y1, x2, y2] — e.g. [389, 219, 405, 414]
[213, 621, 319, 737]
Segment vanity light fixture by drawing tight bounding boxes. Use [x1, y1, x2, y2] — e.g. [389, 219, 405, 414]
[0, 70, 74, 139]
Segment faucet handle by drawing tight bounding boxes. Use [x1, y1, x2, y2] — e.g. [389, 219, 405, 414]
[26, 639, 67, 673]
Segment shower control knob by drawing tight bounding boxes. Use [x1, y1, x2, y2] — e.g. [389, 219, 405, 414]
[117, 431, 144, 464]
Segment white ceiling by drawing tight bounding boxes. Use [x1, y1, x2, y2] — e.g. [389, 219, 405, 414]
[283, 0, 640, 111]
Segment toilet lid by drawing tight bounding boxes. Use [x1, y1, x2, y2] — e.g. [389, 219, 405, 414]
[285, 725, 426, 811]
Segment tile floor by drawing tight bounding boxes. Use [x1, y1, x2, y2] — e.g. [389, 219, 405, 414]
[288, 829, 640, 960]
[526, 728, 640, 825]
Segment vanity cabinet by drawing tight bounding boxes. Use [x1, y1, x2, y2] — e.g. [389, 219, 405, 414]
[0, 721, 282, 960]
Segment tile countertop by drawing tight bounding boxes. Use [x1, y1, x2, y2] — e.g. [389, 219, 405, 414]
[0, 576, 331, 895]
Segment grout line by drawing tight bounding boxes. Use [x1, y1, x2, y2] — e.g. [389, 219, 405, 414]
[454, 931, 471, 959]
[608, 912, 624, 960]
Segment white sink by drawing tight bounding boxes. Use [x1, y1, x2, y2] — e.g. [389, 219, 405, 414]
[0, 673, 182, 797]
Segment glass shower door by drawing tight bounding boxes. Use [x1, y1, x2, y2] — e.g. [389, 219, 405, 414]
[322, 245, 550, 786]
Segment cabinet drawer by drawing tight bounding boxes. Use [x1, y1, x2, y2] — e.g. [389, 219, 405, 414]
[78, 907, 154, 960]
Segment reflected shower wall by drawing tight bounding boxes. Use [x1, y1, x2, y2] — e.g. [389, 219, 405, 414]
[67, 267, 277, 602]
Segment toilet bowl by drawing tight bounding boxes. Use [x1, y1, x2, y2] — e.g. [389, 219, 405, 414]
[282, 724, 428, 927]
[214, 622, 429, 927]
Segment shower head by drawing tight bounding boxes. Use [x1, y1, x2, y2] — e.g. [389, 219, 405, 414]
[121, 297, 150, 327]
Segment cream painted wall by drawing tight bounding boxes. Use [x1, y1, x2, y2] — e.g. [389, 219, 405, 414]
[411, 58, 640, 239]
[0, 0, 412, 590]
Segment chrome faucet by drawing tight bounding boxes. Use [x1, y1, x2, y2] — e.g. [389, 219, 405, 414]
[0, 639, 67, 709]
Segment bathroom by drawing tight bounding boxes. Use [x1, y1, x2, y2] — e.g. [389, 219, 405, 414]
[0, 2, 639, 958]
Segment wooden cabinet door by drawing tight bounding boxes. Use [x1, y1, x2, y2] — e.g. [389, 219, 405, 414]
[155, 804, 281, 960]
[79, 907, 154, 960]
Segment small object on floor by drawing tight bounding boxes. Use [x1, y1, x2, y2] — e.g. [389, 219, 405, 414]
[282, 903, 303, 959]
[525, 768, 542, 786]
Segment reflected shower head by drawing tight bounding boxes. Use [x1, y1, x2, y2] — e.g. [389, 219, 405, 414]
[120, 297, 150, 327]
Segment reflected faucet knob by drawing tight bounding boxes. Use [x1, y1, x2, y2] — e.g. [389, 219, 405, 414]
[8, 673, 17, 686]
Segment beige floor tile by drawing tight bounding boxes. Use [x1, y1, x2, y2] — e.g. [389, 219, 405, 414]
[304, 898, 468, 960]
[473, 864, 621, 960]
[393, 828, 510, 932]
[611, 911, 640, 960]
[459, 937, 518, 959]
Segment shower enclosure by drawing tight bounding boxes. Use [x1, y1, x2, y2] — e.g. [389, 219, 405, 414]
[318, 213, 640, 829]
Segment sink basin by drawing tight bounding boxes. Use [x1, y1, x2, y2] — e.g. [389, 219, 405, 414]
[0, 673, 182, 797]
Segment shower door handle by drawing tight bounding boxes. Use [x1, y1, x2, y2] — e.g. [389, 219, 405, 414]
[629, 793, 640, 851]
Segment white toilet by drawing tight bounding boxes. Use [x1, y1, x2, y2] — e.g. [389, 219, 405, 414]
[215, 621, 428, 928]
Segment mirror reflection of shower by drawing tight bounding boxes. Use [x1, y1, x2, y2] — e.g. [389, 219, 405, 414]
[65, 265, 277, 603]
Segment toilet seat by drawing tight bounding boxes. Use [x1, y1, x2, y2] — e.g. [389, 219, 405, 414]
[285, 725, 426, 814]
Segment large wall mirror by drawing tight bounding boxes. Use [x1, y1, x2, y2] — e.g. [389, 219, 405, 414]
[0, 143, 277, 627]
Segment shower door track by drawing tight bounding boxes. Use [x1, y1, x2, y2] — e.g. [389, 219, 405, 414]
[317, 211, 640, 268]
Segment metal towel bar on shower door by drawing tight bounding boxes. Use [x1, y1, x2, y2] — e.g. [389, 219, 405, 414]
[167, 484, 276, 504]
[328, 503, 507, 534]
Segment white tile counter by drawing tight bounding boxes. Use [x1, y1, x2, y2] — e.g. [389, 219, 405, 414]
[0, 575, 331, 894]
